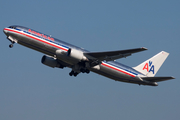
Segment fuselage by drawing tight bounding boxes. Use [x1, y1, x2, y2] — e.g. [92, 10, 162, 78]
[3, 25, 158, 86]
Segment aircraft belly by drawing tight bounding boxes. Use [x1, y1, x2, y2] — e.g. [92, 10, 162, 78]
[90, 64, 137, 83]
[17, 35, 57, 56]
[17, 34, 78, 66]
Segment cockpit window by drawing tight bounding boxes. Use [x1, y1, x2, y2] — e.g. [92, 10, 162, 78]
[8, 26, 16, 29]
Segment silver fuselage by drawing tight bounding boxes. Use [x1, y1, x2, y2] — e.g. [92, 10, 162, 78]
[3, 26, 158, 86]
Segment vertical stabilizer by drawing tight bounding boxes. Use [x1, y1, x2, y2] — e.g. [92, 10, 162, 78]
[133, 51, 169, 77]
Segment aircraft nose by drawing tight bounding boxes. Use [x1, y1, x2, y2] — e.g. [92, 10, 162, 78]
[3, 28, 8, 35]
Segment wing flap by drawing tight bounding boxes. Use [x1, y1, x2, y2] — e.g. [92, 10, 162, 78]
[142, 76, 175, 82]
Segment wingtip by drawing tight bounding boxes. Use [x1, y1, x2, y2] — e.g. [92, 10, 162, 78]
[142, 47, 148, 50]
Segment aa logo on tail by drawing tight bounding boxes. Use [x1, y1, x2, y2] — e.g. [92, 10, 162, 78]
[142, 61, 155, 74]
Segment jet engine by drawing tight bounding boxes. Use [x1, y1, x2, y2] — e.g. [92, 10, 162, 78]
[67, 48, 88, 62]
[56, 49, 67, 56]
[41, 55, 64, 68]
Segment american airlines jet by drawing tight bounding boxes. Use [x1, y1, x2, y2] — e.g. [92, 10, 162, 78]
[3, 25, 175, 86]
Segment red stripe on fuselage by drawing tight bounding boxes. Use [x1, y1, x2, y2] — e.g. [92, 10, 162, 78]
[5, 28, 136, 77]
[101, 62, 136, 77]
[4, 28, 68, 51]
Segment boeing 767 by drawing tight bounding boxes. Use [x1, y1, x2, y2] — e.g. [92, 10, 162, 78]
[3, 25, 175, 86]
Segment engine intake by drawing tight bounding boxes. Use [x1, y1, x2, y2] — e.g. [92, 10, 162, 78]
[41, 55, 64, 68]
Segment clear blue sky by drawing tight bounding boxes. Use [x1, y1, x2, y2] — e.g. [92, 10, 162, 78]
[0, 0, 179, 120]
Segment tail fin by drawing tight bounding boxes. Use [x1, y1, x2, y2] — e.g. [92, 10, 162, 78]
[133, 51, 169, 77]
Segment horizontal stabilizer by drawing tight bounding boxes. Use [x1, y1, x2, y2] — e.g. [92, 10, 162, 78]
[142, 76, 175, 82]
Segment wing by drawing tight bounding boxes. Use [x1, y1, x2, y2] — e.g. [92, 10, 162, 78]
[84, 47, 147, 62]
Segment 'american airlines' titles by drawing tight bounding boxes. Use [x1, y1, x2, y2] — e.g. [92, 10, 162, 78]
[28, 29, 54, 41]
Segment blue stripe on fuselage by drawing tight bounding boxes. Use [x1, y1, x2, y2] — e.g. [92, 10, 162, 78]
[14, 27, 70, 51]
[11, 26, 142, 77]
[106, 61, 141, 76]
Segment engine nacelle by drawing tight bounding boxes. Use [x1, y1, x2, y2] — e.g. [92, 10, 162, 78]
[41, 55, 64, 68]
[56, 49, 67, 56]
[67, 48, 88, 62]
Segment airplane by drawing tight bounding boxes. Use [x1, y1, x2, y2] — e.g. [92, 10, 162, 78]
[3, 25, 175, 86]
